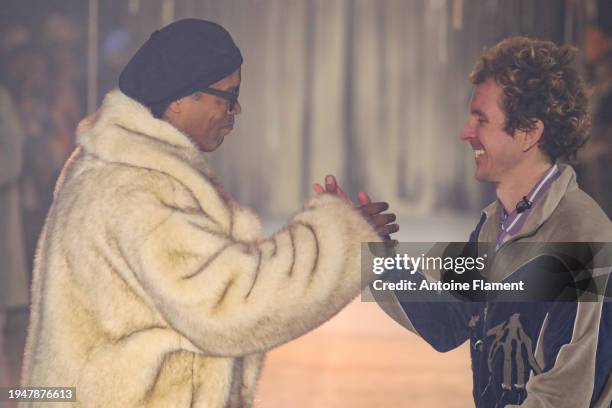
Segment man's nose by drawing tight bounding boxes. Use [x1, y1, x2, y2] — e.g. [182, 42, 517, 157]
[232, 101, 242, 115]
[460, 121, 474, 141]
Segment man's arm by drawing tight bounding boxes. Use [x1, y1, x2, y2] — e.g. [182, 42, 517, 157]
[111, 186, 384, 357]
[387, 280, 476, 352]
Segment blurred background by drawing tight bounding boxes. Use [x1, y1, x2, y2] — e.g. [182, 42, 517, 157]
[0, 0, 611, 407]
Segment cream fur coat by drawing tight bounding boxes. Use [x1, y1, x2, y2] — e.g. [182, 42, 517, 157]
[21, 90, 379, 407]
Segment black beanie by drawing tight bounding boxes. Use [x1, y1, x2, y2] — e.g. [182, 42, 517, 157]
[119, 19, 243, 118]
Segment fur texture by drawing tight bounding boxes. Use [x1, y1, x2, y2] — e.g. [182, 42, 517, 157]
[21, 90, 379, 407]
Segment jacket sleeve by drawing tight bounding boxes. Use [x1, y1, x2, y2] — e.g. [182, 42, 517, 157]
[389, 218, 485, 351]
[371, 281, 475, 353]
[112, 190, 379, 357]
[374, 241, 481, 352]
[0, 88, 24, 188]
[395, 278, 475, 353]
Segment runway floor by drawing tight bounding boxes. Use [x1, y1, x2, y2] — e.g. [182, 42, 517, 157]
[254, 299, 473, 408]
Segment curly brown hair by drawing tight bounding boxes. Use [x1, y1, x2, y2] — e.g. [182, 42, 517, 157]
[469, 37, 591, 161]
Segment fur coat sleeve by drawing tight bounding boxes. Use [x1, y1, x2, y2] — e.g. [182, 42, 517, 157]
[108, 179, 377, 356]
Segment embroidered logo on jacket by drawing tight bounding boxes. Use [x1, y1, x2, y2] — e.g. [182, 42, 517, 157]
[486, 313, 543, 390]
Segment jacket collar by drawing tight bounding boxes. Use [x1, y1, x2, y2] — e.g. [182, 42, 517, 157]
[76, 90, 233, 233]
[478, 164, 578, 242]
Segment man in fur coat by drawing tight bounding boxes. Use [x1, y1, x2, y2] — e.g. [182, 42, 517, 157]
[20, 19, 397, 407]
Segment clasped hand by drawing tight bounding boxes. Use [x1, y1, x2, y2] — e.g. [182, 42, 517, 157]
[313, 175, 399, 242]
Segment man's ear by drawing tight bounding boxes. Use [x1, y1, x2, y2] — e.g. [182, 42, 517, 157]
[162, 100, 181, 122]
[518, 119, 544, 152]
[166, 100, 182, 114]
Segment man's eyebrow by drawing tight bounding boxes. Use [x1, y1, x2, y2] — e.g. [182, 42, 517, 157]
[471, 108, 487, 118]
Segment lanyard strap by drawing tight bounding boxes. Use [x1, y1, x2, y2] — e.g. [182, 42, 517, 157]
[496, 165, 560, 250]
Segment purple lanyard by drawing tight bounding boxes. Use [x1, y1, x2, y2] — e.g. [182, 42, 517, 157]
[496, 165, 560, 250]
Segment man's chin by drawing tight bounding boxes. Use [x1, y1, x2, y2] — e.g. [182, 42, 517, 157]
[474, 169, 490, 182]
[216, 127, 232, 140]
[195, 138, 223, 153]
[194, 130, 230, 152]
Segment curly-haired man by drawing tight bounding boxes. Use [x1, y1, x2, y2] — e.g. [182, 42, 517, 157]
[388, 37, 612, 407]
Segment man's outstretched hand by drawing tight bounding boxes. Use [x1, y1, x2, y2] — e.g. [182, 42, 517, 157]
[313, 175, 399, 241]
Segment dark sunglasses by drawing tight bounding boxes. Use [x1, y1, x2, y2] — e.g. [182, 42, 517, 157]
[199, 87, 239, 113]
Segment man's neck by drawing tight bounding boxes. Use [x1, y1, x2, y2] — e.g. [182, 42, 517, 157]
[496, 161, 553, 214]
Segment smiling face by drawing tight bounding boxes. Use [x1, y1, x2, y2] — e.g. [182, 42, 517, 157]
[460, 77, 525, 184]
[164, 67, 241, 152]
